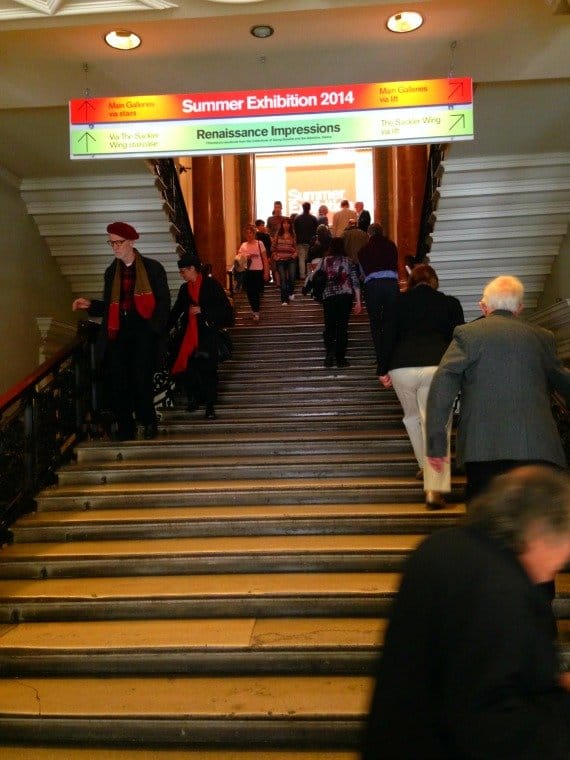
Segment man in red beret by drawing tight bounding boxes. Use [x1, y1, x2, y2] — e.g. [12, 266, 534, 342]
[72, 222, 170, 440]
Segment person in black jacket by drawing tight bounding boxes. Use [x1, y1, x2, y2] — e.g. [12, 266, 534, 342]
[362, 465, 570, 760]
[378, 264, 464, 508]
[72, 221, 170, 440]
[168, 254, 233, 420]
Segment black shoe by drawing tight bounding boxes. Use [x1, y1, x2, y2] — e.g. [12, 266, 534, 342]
[324, 355, 335, 367]
[425, 491, 446, 510]
[115, 425, 135, 441]
[336, 358, 350, 368]
[204, 405, 217, 420]
[143, 423, 158, 440]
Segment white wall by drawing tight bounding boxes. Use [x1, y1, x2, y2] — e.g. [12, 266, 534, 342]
[0, 169, 74, 395]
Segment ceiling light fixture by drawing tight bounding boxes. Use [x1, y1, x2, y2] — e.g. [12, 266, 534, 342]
[386, 11, 424, 33]
[104, 30, 142, 51]
[250, 24, 274, 39]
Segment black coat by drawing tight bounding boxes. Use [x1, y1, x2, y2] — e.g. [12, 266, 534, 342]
[88, 254, 171, 363]
[362, 526, 570, 759]
[378, 284, 464, 375]
[167, 275, 234, 367]
[357, 209, 371, 232]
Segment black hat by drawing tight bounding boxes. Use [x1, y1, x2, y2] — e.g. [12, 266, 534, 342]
[177, 254, 201, 269]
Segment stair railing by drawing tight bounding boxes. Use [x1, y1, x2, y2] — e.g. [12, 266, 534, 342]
[0, 323, 98, 540]
[415, 143, 447, 264]
[147, 158, 197, 258]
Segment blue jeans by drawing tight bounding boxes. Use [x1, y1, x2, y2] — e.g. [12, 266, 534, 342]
[277, 259, 296, 302]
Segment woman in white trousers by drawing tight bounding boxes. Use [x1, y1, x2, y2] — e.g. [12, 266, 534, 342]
[378, 265, 464, 509]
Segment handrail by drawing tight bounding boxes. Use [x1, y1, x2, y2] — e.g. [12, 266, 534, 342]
[0, 324, 98, 540]
[415, 143, 446, 263]
[0, 336, 83, 414]
[148, 158, 197, 258]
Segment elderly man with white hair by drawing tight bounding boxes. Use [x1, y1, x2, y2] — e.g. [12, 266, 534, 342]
[426, 274, 570, 503]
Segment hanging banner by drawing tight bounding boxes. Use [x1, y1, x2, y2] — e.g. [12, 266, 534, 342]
[69, 77, 473, 160]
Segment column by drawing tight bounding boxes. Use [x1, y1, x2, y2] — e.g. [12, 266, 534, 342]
[373, 146, 428, 282]
[235, 153, 255, 244]
[192, 155, 227, 285]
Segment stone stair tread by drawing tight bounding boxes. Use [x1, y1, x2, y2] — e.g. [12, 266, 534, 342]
[0, 617, 386, 652]
[0, 572, 402, 601]
[38, 476, 437, 498]
[61, 452, 416, 474]
[17, 502, 465, 526]
[0, 674, 372, 718]
[0, 752, 360, 760]
[0, 534, 426, 561]
[75, 429, 411, 461]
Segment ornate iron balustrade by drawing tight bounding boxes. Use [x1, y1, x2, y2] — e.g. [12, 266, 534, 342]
[415, 143, 446, 264]
[148, 158, 197, 258]
[0, 324, 97, 541]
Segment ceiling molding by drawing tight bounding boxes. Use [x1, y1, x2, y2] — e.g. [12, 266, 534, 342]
[0, 0, 177, 20]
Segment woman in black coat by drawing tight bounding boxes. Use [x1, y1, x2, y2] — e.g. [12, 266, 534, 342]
[168, 254, 234, 420]
[378, 264, 464, 508]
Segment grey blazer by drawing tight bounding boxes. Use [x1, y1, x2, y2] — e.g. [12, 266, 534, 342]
[426, 310, 570, 467]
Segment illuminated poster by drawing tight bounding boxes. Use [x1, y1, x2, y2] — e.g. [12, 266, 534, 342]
[286, 165, 356, 217]
[69, 78, 473, 159]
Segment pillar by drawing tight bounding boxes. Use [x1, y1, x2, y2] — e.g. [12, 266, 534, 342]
[235, 153, 255, 247]
[373, 145, 428, 282]
[192, 155, 227, 285]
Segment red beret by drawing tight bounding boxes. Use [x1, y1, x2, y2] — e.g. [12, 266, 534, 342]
[106, 222, 139, 240]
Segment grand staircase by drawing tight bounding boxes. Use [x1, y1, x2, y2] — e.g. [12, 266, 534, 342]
[0, 286, 567, 757]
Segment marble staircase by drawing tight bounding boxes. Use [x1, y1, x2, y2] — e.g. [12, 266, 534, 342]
[0, 286, 567, 755]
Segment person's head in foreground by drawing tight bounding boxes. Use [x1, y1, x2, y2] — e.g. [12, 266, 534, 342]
[468, 464, 570, 583]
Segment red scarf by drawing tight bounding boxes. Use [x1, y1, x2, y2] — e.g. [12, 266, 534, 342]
[107, 251, 157, 339]
[171, 274, 202, 375]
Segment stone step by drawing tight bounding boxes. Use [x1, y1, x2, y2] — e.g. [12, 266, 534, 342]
[0, 749, 359, 760]
[0, 674, 371, 749]
[158, 416, 403, 435]
[0, 534, 425, 579]
[216, 372, 379, 387]
[12, 503, 462, 542]
[34, 476, 452, 511]
[75, 429, 411, 463]
[56, 453, 419, 486]
[159, 402, 401, 421]
[0, 573, 402, 623]
[0, 617, 386, 676]
[1, 572, 568, 623]
[212, 381, 386, 395]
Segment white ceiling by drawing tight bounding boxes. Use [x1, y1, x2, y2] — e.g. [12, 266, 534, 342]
[0, 0, 568, 178]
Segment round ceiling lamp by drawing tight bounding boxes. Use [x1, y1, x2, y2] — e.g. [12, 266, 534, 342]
[386, 11, 424, 33]
[104, 30, 142, 50]
[250, 24, 274, 39]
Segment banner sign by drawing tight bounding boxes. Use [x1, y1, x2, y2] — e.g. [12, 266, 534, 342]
[69, 77, 473, 160]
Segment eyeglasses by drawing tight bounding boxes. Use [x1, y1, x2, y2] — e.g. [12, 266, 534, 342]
[107, 239, 127, 247]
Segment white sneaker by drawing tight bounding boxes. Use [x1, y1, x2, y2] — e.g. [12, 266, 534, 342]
[289, 294, 295, 301]
[253, 313, 260, 322]
[281, 301, 288, 306]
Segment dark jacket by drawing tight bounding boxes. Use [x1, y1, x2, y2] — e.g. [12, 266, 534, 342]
[167, 275, 233, 365]
[358, 234, 398, 277]
[357, 208, 371, 232]
[363, 525, 570, 759]
[427, 311, 570, 466]
[293, 211, 318, 244]
[378, 284, 464, 375]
